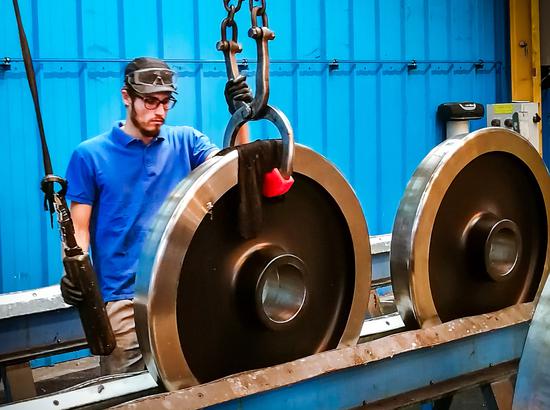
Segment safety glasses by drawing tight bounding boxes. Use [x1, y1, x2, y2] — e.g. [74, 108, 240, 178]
[128, 68, 177, 87]
[135, 94, 177, 111]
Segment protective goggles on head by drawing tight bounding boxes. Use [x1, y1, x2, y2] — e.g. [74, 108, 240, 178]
[126, 68, 178, 94]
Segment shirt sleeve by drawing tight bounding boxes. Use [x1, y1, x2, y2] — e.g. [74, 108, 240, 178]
[65, 146, 97, 205]
[187, 127, 219, 169]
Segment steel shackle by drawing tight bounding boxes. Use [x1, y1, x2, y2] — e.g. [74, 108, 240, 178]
[223, 104, 294, 179]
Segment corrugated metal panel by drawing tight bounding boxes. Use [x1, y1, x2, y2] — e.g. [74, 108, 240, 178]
[1, 0, 510, 297]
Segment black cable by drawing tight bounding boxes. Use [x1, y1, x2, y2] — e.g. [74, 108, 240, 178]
[12, 0, 53, 176]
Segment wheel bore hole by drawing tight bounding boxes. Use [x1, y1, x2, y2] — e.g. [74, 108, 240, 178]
[485, 222, 521, 281]
[257, 256, 307, 325]
[465, 214, 522, 282]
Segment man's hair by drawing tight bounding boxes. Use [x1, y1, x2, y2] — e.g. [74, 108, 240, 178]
[123, 82, 139, 99]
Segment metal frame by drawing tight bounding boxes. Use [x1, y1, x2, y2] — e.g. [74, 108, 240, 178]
[0, 286, 85, 365]
[135, 144, 372, 391]
[4, 372, 158, 410]
[112, 303, 532, 410]
[509, 0, 542, 150]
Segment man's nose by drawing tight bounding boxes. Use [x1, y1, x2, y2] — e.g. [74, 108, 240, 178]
[155, 104, 167, 115]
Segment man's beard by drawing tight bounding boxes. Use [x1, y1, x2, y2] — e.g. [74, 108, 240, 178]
[130, 105, 162, 139]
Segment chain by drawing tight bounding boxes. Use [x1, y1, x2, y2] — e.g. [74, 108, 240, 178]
[220, 0, 244, 44]
[219, 0, 293, 180]
[224, 0, 244, 13]
[249, 0, 268, 28]
[218, 0, 274, 120]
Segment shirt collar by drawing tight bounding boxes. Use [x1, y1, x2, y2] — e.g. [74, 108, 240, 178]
[110, 120, 166, 146]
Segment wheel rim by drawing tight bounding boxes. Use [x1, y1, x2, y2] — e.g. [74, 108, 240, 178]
[135, 144, 371, 390]
[391, 128, 550, 328]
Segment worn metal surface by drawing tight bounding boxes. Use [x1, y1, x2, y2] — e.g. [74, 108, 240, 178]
[513, 277, 550, 409]
[0, 285, 67, 319]
[0, 286, 86, 365]
[135, 144, 371, 390]
[369, 233, 391, 255]
[113, 303, 532, 410]
[360, 311, 404, 337]
[370, 234, 391, 285]
[391, 128, 550, 329]
[0, 362, 37, 402]
[0, 308, 85, 366]
[5, 371, 158, 410]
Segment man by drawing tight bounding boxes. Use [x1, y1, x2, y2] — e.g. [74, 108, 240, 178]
[61, 57, 252, 375]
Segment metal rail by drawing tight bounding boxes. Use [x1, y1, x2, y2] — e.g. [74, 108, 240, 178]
[112, 303, 532, 410]
[0, 286, 85, 365]
[3, 58, 504, 65]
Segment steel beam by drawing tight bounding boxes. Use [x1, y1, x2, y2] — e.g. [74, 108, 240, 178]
[509, 0, 542, 150]
[0, 286, 86, 365]
[4, 372, 158, 410]
[113, 303, 532, 410]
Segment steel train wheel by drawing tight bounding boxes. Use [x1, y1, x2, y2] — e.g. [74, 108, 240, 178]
[135, 144, 371, 390]
[391, 128, 550, 328]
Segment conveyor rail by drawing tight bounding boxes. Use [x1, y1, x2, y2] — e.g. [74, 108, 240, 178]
[111, 303, 528, 410]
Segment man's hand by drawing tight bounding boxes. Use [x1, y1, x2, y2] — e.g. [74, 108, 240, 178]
[224, 76, 253, 114]
[60, 274, 84, 305]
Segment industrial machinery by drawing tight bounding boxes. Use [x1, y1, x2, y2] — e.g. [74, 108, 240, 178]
[487, 102, 542, 152]
[3, 1, 550, 409]
[126, 126, 550, 408]
[437, 102, 485, 139]
[2, 125, 550, 409]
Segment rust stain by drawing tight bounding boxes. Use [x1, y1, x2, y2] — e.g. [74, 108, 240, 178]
[113, 303, 532, 410]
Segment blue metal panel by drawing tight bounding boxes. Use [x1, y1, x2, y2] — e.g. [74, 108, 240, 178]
[1, 0, 511, 296]
[1, 308, 86, 365]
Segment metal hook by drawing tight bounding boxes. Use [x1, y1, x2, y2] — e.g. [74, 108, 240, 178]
[223, 105, 294, 179]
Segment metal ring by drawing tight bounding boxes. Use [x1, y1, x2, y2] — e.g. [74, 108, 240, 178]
[223, 104, 294, 178]
[220, 18, 239, 44]
[41, 174, 67, 196]
[225, 0, 244, 13]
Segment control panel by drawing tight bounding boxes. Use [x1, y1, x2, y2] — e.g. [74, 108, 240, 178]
[486, 102, 542, 153]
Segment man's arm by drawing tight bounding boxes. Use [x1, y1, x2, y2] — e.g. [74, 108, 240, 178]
[235, 124, 250, 146]
[70, 201, 92, 252]
[60, 201, 92, 306]
[205, 124, 250, 160]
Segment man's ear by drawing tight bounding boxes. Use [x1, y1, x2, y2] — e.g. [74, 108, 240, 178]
[121, 88, 132, 107]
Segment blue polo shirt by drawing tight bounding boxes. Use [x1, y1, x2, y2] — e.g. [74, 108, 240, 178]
[65, 122, 218, 302]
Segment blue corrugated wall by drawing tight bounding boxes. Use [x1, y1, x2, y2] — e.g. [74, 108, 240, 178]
[0, 0, 510, 296]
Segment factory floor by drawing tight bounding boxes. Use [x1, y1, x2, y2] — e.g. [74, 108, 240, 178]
[2, 357, 500, 409]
